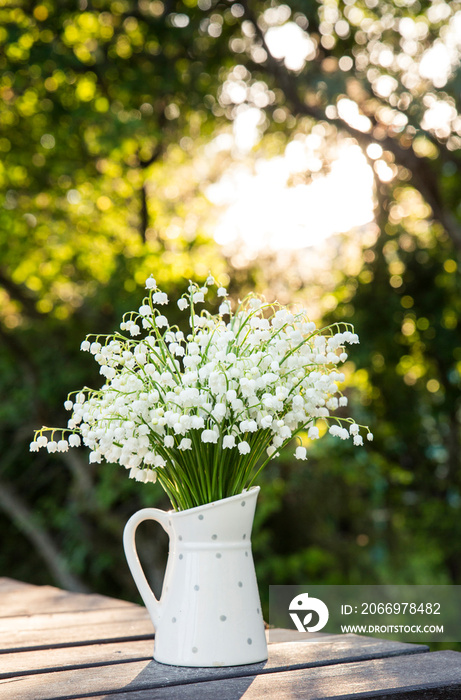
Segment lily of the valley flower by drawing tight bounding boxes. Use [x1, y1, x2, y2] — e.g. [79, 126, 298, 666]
[31, 275, 373, 510]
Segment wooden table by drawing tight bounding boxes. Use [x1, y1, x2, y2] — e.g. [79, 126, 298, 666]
[1, 577, 461, 699]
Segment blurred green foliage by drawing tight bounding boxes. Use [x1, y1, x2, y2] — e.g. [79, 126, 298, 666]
[0, 0, 460, 634]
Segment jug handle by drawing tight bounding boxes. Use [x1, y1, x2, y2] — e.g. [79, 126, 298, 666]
[123, 508, 171, 629]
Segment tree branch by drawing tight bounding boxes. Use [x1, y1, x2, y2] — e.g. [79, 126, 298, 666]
[60, 450, 125, 539]
[0, 478, 89, 592]
[0, 268, 41, 320]
[139, 142, 164, 170]
[137, 135, 165, 241]
[241, 1, 461, 250]
[0, 327, 41, 398]
[139, 182, 149, 242]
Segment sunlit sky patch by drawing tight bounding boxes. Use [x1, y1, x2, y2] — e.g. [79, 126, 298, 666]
[207, 143, 374, 253]
[265, 22, 316, 71]
[207, 17, 375, 254]
[205, 6, 461, 254]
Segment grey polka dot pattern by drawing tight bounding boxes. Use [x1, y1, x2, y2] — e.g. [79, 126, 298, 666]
[124, 486, 267, 667]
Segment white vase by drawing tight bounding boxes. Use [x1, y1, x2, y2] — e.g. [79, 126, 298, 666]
[123, 485, 268, 667]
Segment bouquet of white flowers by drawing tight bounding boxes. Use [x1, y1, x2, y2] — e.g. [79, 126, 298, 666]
[31, 275, 372, 510]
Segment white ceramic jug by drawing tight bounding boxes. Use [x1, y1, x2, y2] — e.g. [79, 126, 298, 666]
[123, 485, 268, 667]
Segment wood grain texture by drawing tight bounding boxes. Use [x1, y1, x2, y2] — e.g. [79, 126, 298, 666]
[0, 607, 154, 652]
[267, 629, 342, 644]
[1, 578, 458, 700]
[0, 634, 424, 679]
[0, 579, 36, 594]
[0, 636, 429, 699]
[73, 651, 461, 700]
[0, 584, 139, 618]
[0, 639, 154, 677]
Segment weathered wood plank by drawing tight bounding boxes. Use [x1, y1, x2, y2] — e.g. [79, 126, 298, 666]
[0, 639, 154, 677]
[0, 607, 153, 653]
[67, 651, 461, 700]
[0, 636, 429, 699]
[0, 579, 37, 594]
[267, 629, 341, 644]
[0, 579, 454, 700]
[0, 585, 139, 619]
[0, 635, 426, 679]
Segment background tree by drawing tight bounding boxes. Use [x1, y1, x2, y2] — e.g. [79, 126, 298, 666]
[0, 0, 460, 608]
